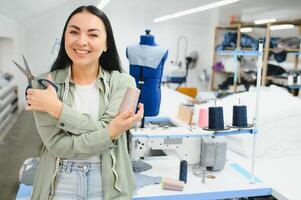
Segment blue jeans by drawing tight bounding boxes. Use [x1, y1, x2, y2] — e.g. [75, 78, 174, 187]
[53, 161, 102, 200]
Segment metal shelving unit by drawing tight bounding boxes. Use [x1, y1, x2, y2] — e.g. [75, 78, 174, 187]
[211, 19, 301, 91]
[0, 78, 19, 142]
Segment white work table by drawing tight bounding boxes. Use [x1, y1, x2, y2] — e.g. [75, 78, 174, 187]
[133, 150, 301, 200]
[19, 152, 297, 200]
[228, 151, 301, 200]
[133, 153, 272, 200]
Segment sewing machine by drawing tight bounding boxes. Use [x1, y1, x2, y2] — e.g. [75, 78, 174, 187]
[129, 116, 228, 170]
[129, 117, 205, 165]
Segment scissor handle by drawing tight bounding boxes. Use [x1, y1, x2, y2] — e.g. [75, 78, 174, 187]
[37, 79, 59, 92]
[25, 85, 32, 100]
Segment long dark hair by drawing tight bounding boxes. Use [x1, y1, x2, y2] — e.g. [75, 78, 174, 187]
[50, 5, 122, 72]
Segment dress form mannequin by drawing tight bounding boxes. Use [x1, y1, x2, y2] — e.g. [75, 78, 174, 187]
[126, 30, 168, 122]
[139, 30, 156, 46]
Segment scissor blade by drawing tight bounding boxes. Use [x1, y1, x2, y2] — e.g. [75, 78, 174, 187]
[12, 60, 28, 76]
[22, 55, 33, 75]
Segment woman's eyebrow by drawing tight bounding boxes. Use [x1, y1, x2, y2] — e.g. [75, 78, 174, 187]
[68, 25, 80, 30]
[68, 25, 100, 32]
[88, 28, 100, 32]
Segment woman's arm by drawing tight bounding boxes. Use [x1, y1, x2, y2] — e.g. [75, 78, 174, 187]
[55, 74, 137, 135]
[27, 74, 143, 158]
[33, 104, 143, 159]
[27, 73, 136, 134]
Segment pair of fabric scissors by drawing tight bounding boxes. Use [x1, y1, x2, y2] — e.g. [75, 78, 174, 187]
[12, 55, 59, 98]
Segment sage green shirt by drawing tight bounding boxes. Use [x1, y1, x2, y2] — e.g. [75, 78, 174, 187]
[30, 66, 136, 200]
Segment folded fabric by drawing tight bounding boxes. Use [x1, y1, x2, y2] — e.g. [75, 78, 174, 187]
[135, 173, 162, 191]
[132, 160, 153, 173]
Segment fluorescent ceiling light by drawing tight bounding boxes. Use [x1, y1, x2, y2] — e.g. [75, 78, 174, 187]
[153, 0, 240, 23]
[254, 18, 276, 24]
[98, 0, 111, 9]
[270, 24, 294, 30]
[240, 27, 253, 33]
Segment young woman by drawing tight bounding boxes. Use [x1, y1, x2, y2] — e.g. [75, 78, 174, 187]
[25, 5, 143, 200]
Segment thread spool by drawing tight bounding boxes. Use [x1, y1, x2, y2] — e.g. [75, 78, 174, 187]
[232, 105, 248, 127]
[179, 160, 187, 183]
[208, 106, 224, 130]
[161, 177, 184, 191]
[198, 108, 208, 128]
[118, 87, 140, 113]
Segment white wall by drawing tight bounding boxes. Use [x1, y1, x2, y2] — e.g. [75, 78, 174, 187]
[0, 14, 26, 111]
[19, 0, 100, 73]
[0, 14, 19, 74]
[21, 2, 86, 75]
[0, 38, 15, 74]
[0, 14, 18, 38]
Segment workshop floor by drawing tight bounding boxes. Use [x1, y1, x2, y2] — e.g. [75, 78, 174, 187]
[0, 110, 42, 200]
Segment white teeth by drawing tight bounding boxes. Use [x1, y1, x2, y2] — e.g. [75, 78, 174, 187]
[74, 49, 89, 54]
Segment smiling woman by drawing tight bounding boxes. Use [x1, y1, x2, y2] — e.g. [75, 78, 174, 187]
[64, 12, 108, 79]
[27, 5, 144, 200]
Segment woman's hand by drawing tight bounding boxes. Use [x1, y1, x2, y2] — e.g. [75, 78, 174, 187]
[108, 103, 144, 140]
[25, 74, 63, 119]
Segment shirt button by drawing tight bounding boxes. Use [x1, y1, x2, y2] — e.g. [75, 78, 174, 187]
[60, 123, 65, 127]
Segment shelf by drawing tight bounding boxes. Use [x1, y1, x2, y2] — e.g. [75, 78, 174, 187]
[219, 48, 300, 54]
[0, 102, 18, 122]
[0, 84, 17, 99]
[216, 49, 262, 56]
[0, 92, 17, 110]
[130, 127, 255, 139]
[213, 128, 255, 136]
[0, 77, 19, 142]
[0, 112, 18, 142]
[269, 48, 301, 52]
[266, 76, 301, 90]
[224, 47, 255, 50]
[216, 26, 240, 30]
[234, 18, 301, 27]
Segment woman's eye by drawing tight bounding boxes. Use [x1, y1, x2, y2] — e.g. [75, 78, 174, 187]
[90, 34, 98, 37]
[70, 31, 78, 35]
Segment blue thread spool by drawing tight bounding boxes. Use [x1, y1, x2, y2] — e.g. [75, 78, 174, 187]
[232, 105, 248, 127]
[208, 107, 224, 130]
[179, 160, 187, 183]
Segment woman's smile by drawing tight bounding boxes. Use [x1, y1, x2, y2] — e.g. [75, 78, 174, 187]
[73, 49, 91, 54]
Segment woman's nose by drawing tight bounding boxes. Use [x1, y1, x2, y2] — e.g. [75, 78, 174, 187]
[76, 34, 88, 46]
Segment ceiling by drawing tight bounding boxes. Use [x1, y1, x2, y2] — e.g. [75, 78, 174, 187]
[0, 0, 69, 21]
[0, 0, 300, 22]
[0, 0, 101, 21]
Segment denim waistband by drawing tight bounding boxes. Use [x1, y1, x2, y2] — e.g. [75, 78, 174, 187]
[60, 160, 101, 173]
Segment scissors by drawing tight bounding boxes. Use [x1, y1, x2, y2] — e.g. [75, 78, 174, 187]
[12, 55, 59, 98]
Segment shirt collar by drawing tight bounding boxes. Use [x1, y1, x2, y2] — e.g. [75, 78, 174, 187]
[54, 65, 105, 84]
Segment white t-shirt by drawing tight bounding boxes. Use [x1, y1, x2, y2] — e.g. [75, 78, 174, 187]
[71, 80, 101, 163]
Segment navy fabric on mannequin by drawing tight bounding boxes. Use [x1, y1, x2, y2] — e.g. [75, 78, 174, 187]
[127, 30, 168, 116]
[139, 30, 156, 46]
